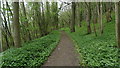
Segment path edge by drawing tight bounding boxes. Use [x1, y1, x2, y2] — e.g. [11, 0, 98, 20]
[42, 31, 61, 66]
[65, 32, 86, 66]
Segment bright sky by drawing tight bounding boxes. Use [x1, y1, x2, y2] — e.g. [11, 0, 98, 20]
[0, 0, 119, 2]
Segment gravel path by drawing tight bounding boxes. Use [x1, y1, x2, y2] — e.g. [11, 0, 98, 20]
[43, 31, 79, 66]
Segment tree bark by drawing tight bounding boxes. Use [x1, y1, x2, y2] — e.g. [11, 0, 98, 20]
[41, 2, 46, 36]
[0, 2, 3, 52]
[93, 4, 97, 37]
[51, 2, 59, 30]
[98, 2, 103, 35]
[86, 3, 91, 34]
[115, 2, 120, 48]
[78, 2, 82, 27]
[71, 2, 76, 32]
[6, 2, 13, 18]
[100, 2, 103, 34]
[2, 3, 10, 48]
[45, 2, 50, 34]
[106, 2, 112, 22]
[55, 2, 59, 29]
[13, 2, 21, 48]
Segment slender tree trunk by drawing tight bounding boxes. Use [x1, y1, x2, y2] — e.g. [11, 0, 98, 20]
[55, 2, 58, 29]
[7, 10, 11, 32]
[106, 2, 112, 22]
[86, 3, 91, 34]
[100, 2, 103, 34]
[7, 2, 15, 46]
[115, 2, 120, 48]
[41, 2, 46, 36]
[46, 2, 50, 34]
[98, 2, 103, 35]
[21, 2, 31, 41]
[6, 4, 14, 47]
[71, 2, 76, 32]
[6, 2, 13, 18]
[51, 2, 58, 30]
[13, 2, 21, 48]
[2, 3, 10, 48]
[93, 5, 97, 37]
[0, 2, 3, 52]
[78, 2, 82, 27]
[6, 2, 12, 32]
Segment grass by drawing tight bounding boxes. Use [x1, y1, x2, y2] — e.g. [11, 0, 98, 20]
[0, 31, 60, 67]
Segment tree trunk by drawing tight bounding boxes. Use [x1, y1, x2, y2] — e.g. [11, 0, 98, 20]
[2, 3, 10, 48]
[6, 2, 13, 32]
[78, 2, 82, 27]
[106, 2, 112, 23]
[55, 2, 58, 29]
[6, 2, 13, 18]
[86, 3, 91, 34]
[93, 4, 97, 37]
[21, 2, 31, 41]
[13, 2, 21, 48]
[45, 2, 50, 34]
[71, 2, 76, 32]
[41, 2, 46, 36]
[98, 2, 103, 35]
[0, 2, 3, 52]
[51, 2, 59, 30]
[100, 2, 103, 34]
[115, 2, 120, 48]
[6, 3, 14, 47]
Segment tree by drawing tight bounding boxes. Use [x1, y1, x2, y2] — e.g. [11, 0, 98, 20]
[33, 2, 42, 37]
[45, 1, 50, 33]
[13, 2, 21, 48]
[2, 3, 10, 48]
[71, 2, 76, 32]
[100, 2, 103, 34]
[92, 3, 97, 36]
[6, 2, 13, 32]
[86, 2, 91, 34]
[54, 2, 59, 29]
[115, 2, 120, 48]
[98, 2, 103, 35]
[0, 1, 3, 52]
[106, 2, 112, 22]
[77, 2, 82, 27]
[21, 2, 31, 41]
[51, 2, 59, 30]
[41, 2, 46, 36]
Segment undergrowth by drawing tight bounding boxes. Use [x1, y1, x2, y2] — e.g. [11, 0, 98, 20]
[62, 14, 119, 67]
[0, 31, 60, 67]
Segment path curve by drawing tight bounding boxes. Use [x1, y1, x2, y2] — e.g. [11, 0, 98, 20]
[43, 31, 79, 66]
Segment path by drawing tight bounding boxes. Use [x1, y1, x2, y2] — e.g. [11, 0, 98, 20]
[43, 31, 79, 66]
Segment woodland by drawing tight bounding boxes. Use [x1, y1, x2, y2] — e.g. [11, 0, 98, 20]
[0, 1, 119, 67]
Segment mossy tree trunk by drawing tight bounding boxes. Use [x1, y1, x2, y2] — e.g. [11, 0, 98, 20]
[115, 2, 120, 48]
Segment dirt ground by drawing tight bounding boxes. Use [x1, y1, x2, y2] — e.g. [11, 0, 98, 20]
[43, 31, 79, 66]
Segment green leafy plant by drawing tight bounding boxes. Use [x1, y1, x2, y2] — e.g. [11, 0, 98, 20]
[1, 31, 60, 67]
[66, 20, 119, 67]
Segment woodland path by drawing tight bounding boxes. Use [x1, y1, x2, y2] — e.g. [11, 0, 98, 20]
[43, 31, 79, 66]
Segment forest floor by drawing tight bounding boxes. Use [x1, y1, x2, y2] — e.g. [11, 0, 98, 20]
[43, 31, 79, 66]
